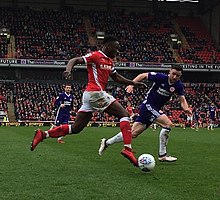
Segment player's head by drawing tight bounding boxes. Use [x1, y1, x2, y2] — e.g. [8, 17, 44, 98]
[168, 65, 183, 83]
[64, 84, 72, 94]
[102, 35, 120, 59]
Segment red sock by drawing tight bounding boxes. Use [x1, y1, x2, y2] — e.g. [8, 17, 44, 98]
[47, 124, 70, 138]
[120, 120, 132, 145]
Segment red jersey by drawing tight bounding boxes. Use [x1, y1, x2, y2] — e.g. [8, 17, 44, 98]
[82, 50, 116, 91]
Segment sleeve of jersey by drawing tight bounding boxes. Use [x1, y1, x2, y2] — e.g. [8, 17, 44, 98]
[111, 67, 116, 74]
[148, 72, 161, 82]
[82, 52, 96, 64]
[55, 94, 62, 107]
[177, 82, 185, 96]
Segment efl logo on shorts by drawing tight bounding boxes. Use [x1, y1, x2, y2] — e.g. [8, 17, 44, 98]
[170, 87, 175, 92]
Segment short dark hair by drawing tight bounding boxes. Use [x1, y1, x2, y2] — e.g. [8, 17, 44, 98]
[64, 83, 71, 87]
[171, 64, 183, 73]
[103, 35, 118, 44]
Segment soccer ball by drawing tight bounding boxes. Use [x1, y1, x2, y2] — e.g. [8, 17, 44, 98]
[138, 154, 155, 172]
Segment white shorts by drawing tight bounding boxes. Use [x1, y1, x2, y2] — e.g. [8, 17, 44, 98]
[187, 116, 193, 121]
[78, 91, 116, 112]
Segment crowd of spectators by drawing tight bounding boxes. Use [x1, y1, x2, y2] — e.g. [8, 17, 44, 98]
[0, 85, 7, 112]
[176, 16, 220, 64]
[0, 82, 13, 122]
[89, 11, 176, 63]
[1, 7, 219, 64]
[0, 7, 220, 125]
[0, 36, 8, 58]
[164, 83, 220, 123]
[0, 7, 90, 60]
[10, 82, 220, 125]
[13, 82, 83, 121]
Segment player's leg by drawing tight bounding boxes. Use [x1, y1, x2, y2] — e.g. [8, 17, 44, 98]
[31, 91, 94, 151]
[46, 112, 92, 137]
[50, 123, 57, 130]
[104, 101, 138, 166]
[98, 122, 146, 155]
[155, 114, 177, 162]
[53, 116, 64, 144]
[195, 121, 199, 131]
[153, 123, 157, 131]
[210, 118, 214, 130]
[207, 119, 211, 130]
[49, 114, 63, 142]
[57, 116, 70, 144]
[57, 136, 65, 143]
[50, 114, 60, 130]
[31, 112, 92, 151]
[105, 101, 132, 147]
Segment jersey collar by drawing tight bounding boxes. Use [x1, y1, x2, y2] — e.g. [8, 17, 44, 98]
[65, 92, 71, 97]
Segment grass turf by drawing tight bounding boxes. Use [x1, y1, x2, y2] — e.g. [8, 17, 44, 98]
[0, 126, 219, 200]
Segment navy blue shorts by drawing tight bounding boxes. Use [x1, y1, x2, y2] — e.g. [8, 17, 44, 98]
[135, 103, 163, 128]
[55, 115, 70, 126]
[209, 116, 215, 121]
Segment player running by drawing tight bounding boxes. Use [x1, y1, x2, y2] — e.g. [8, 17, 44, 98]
[99, 65, 192, 162]
[51, 84, 74, 144]
[30, 35, 146, 167]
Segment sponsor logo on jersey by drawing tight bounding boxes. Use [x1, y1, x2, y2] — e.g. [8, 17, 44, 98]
[100, 64, 112, 70]
[157, 87, 170, 97]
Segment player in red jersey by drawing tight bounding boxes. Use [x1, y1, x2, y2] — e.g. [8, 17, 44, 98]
[31, 35, 146, 167]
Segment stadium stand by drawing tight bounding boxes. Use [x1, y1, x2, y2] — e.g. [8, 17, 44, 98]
[9, 81, 219, 126]
[0, 82, 10, 122]
[0, 7, 219, 63]
[89, 11, 176, 63]
[0, 5, 219, 126]
[176, 16, 220, 64]
[0, 7, 89, 60]
[0, 36, 8, 58]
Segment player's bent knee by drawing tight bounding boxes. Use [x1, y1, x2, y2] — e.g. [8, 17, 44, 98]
[164, 121, 174, 128]
[132, 131, 140, 138]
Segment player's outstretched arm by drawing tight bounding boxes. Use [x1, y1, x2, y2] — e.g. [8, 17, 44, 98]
[125, 73, 148, 93]
[133, 73, 148, 82]
[110, 72, 147, 88]
[63, 57, 85, 79]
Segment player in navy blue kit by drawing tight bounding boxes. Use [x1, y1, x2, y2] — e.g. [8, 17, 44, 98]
[99, 65, 192, 162]
[193, 108, 200, 131]
[207, 102, 216, 131]
[52, 84, 74, 143]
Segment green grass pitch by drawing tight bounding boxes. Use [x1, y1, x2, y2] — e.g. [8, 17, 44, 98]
[0, 126, 220, 200]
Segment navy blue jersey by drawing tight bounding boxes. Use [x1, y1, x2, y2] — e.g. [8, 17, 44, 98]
[55, 92, 74, 116]
[144, 72, 185, 109]
[209, 105, 216, 120]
